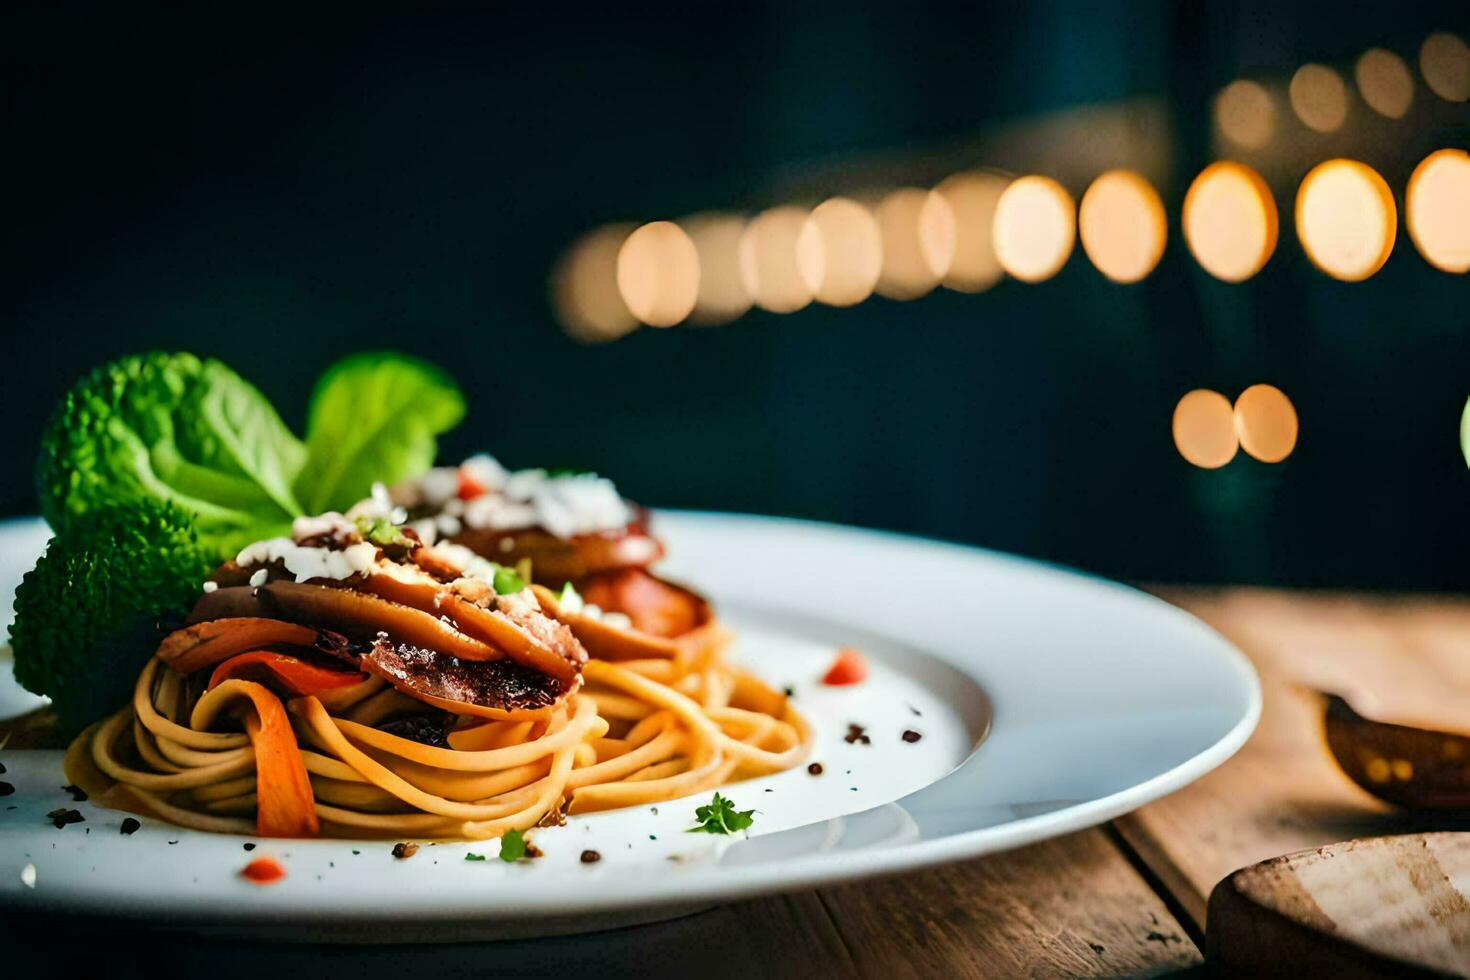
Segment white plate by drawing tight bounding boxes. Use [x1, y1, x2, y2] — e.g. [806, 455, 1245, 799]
[0, 513, 1258, 941]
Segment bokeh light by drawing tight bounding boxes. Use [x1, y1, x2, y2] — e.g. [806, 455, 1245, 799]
[1406, 149, 1470, 274]
[738, 206, 815, 313]
[1173, 389, 1239, 469]
[1420, 32, 1470, 102]
[1215, 80, 1275, 149]
[1355, 48, 1415, 119]
[874, 188, 955, 300]
[680, 212, 752, 325]
[934, 170, 1009, 293]
[992, 175, 1075, 284]
[1182, 162, 1278, 283]
[1295, 160, 1396, 282]
[1234, 384, 1299, 463]
[1078, 170, 1166, 284]
[616, 221, 701, 327]
[550, 223, 639, 342]
[1289, 64, 1349, 132]
[796, 197, 882, 307]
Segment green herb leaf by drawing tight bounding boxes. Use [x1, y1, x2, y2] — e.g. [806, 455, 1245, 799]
[463, 852, 486, 862]
[686, 793, 755, 835]
[492, 566, 526, 595]
[36, 352, 307, 559]
[498, 829, 527, 862]
[295, 352, 466, 515]
[558, 581, 581, 605]
[355, 515, 409, 549]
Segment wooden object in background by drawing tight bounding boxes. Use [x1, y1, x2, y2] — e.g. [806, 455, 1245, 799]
[1209, 833, 1470, 977]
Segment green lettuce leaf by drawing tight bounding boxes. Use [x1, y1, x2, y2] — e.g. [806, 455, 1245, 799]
[296, 351, 466, 514]
[36, 352, 306, 559]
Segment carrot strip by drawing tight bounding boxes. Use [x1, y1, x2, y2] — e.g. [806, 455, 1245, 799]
[207, 651, 367, 698]
[193, 680, 319, 838]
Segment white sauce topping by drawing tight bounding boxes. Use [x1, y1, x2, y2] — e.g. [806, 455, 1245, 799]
[556, 585, 632, 630]
[202, 580, 219, 594]
[291, 512, 358, 542]
[386, 455, 633, 541]
[236, 539, 379, 583]
[248, 568, 269, 588]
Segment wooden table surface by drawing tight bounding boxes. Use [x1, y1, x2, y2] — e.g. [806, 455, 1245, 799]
[11, 588, 1464, 978]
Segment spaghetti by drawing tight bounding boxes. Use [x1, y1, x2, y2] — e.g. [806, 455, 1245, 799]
[64, 511, 810, 841]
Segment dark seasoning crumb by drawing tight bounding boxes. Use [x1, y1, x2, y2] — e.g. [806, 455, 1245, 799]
[63, 784, 88, 802]
[807, 762, 824, 775]
[46, 807, 84, 829]
[901, 729, 923, 743]
[243, 842, 256, 851]
[0, 782, 14, 797]
[120, 818, 140, 836]
[392, 842, 419, 859]
[580, 849, 601, 864]
[843, 723, 871, 746]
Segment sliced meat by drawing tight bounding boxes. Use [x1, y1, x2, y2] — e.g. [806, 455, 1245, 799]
[156, 618, 324, 674]
[578, 568, 707, 639]
[451, 518, 663, 585]
[351, 567, 583, 684]
[187, 582, 503, 663]
[358, 636, 568, 719]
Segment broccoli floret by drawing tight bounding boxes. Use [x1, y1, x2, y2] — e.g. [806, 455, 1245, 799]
[9, 499, 212, 735]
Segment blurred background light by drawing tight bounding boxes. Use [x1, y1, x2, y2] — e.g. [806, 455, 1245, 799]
[1078, 169, 1166, 284]
[992, 175, 1075, 284]
[1295, 159, 1396, 282]
[738, 205, 815, 313]
[797, 197, 882, 307]
[934, 171, 1009, 293]
[1406, 149, 1470, 274]
[1420, 32, 1470, 102]
[1354, 48, 1415, 119]
[874, 188, 955, 300]
[1234, 384, 1299, 463]
[1173, 389, 1239, 469]
[1214, 79, 1276, 149]
[1289, 63, 1350, 132]
[680, 212, 752, 325]
[616, 220, 701, 327]
[551, 223, 639, 342]
[1183, 162, 1278, 282]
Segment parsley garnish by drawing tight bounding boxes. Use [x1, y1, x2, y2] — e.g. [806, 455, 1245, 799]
[687, 792, 755, 835]
[492, 566, 525, 595]
[464, 852, 486, 862]
[558, 581, 581, 606]
[498, 829, 527, 862]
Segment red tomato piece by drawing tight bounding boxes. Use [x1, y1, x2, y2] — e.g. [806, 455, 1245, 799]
[240, 856, 286, 884]
[822, 647, 868, 686]
[457, 468, 487, 500]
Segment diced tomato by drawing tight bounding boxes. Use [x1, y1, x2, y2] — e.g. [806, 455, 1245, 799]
[822, 648, 868, 686]
[240, 856, 286, 884]
[458, 468, 488, 500]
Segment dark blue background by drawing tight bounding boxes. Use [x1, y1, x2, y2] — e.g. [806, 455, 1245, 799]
[2, 2, 1467, 587]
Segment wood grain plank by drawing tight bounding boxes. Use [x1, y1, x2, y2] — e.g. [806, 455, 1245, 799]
[0, 829, 1197, 979]
[808, 829, 1200, 977]
[1119, 588, 1470, 930]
